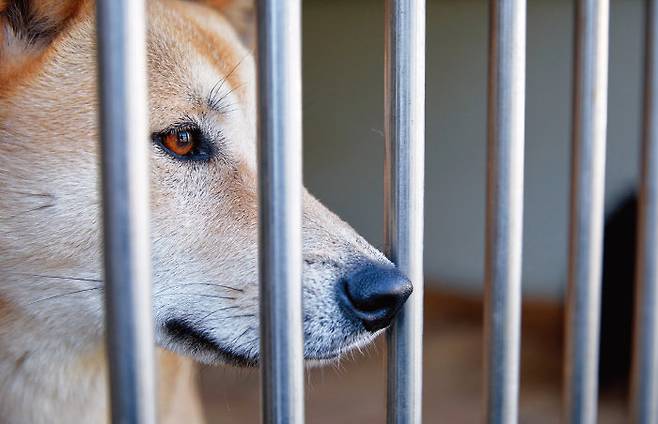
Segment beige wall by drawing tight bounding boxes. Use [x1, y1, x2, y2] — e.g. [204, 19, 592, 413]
[302, 0, 642, 299]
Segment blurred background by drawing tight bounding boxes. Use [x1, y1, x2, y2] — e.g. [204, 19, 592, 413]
[201, 0, 642, 422]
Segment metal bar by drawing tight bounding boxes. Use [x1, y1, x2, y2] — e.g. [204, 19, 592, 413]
[563, 0, 609, 423]
[483, 1, 526, 423]
[96, 0, 156, 423]
[256, 0, 305, 423]
[384, 0, 426, 423]
[631, 1, 658, 422]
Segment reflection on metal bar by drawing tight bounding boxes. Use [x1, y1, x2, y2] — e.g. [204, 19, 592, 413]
[256, 0, 305, 423]
[563, 0, 609, 423]
[631, 1, 658, 422]
[96, 0, 156, 423]
[384, 0, 426, 423]
[484, 0, 526, 423]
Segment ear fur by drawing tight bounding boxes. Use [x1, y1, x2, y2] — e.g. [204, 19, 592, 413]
[1, 0, 83, 45]
[0, 0, 84, 78]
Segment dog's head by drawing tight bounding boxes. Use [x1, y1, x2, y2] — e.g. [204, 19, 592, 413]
[0, 0, 411, 366]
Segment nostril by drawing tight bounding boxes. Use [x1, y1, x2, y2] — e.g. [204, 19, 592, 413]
[344, 278, 410, 313]
[338, 265, 413, 332]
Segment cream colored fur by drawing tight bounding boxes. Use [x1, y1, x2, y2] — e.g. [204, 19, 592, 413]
[0, 1, 395, 422]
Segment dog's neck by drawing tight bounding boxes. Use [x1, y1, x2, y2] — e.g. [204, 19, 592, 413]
[0, 313, 108, 423]
[0, 303, 205, 424]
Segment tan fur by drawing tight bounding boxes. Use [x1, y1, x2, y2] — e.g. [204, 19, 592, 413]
[199, 0, 255, 48]
[0, 1, 398, 422]
[0, 0, 89, 82]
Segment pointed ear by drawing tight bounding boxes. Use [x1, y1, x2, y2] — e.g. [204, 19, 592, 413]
[200, 0, 255, 50]
[0, 0, 84, 76]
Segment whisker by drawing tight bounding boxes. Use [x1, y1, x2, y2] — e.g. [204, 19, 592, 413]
[22, 204, 55, 213]
[157, 293, 237, 301]
[210, 83, 245, 110]
[204, 313, 257, 322]
[231, 326, 252, 344]
[200, 305, 242, 321]
[238, 336, 259, 353]
[0, 189, 53, 198]
[207, 55, 249, 111]
[28, 287, 102, 305]
[3, 203, 56, 220]
[13, 273, 103, 283]
[176, 282, 244, 293]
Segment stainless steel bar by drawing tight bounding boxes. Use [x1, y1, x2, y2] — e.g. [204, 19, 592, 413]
[96, 0, 156, 423]
[631, 1, 658, 422]
[563, 1, 609, 423]
[483, 1, 526, 423]
[256, 0, 305, 423]
[384, 0, 426, 423]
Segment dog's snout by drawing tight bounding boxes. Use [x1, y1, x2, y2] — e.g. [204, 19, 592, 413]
[338, 265, 412, 332]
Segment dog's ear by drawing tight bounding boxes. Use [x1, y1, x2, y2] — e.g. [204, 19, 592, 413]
[199, 0, 255, 50]
[0, 0, 84, 77]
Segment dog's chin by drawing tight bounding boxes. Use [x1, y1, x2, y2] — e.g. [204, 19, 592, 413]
[159, 318, 381, 368]
[303, 330, 382, 368]
[159, 319, 258, 367]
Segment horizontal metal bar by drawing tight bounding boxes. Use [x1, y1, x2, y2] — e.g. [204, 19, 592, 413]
[256, 0, 305, 423]
[631, 1, 658, 422]
[96, 0, 156, 423]
[483, 1, 526, 423]
[563, 1, 609, 423]
[384, 0, 426, 423]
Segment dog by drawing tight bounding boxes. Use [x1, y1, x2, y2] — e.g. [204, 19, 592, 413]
[0, 1, 412, 422]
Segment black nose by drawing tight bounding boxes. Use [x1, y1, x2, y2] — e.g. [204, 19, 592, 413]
[338, 265, 413, 332]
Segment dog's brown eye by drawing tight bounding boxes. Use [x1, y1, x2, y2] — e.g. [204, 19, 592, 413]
[162, 130, 196, 156]
[154, 124, 215, 162]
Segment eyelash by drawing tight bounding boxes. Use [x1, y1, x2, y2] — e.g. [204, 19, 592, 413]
[152, 124, 215, 162]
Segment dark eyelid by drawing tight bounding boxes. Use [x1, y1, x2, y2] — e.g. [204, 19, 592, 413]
[155, 118, 199, 136]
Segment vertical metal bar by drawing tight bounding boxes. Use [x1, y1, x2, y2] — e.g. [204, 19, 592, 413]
[563, 1, 609, 423]
[484, 1, 526, 423]
[96, 1, 155, 423]
[631, 1, 658, 422]
[384, 0, 426, 423]
[256, 0, 305, 423]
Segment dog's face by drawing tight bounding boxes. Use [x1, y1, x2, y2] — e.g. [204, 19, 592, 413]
[0, 0, 411, 366]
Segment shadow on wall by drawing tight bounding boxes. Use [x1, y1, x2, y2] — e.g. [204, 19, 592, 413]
[599, 192, 637, 394]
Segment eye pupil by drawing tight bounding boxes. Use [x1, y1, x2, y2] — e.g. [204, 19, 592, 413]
[161, 130, 196, 156]
[177, 131, 191, 146]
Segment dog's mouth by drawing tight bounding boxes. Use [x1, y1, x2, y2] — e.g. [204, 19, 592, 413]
[162, 318, 376, 367]
[163, 319, 257, 367]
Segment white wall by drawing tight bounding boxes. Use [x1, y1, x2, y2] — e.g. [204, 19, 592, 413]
[302, 0, 643, 299]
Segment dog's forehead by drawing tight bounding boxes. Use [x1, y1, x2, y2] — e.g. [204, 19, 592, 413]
[147, 0, 257, 161]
